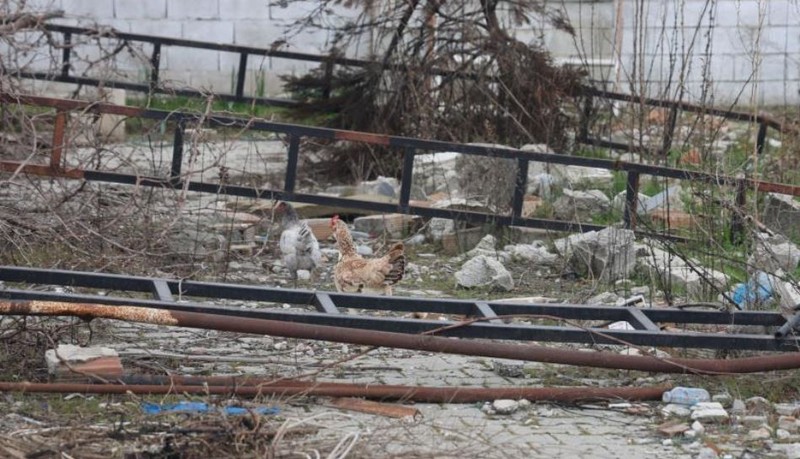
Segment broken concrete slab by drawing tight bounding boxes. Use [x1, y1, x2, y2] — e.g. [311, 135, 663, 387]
[690, 402, 729, 422]
[764, 193, 800, 240]
[353, 213, 418, 238]
[553, 189, 611, 222]
[505, 242, 559, 266]
[557, 227, 636, 282]
[455, 255, 514, 291]
[748, 233, 800, 272]
[45, 344, 123, 380]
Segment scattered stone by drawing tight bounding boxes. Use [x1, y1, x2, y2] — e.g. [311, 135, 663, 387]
[612, 190, 649, 214]
[412, 151, 461, 196]
[506, 243, 558, 266]
[662, 404, 692, 418]
[491, 399, 520, 415]
[356, 245, 373, 256]
[690, 402, 729, 422]
[746, 426, 772, 441]
[748, 233, 800, 272]
[45, 344, 123, 380]
[741, 415, 768, 428]
[529, 172, 558, 199]
[455, 143, 517, 211]
[697, 447, 720, 459]
[778, 429, 793, 440]
[552, 189, 611, 222]
[779, 416, 800, 432]
[657, 420, 690, 436]
[353, 213, 417, 237]
[745, 396, 774, 415]
[492, 360, 526, 378]
[427, 218, 455, 242]
[560, 227, 636, 282]
[712, 393, 733, 408]
[661, 439, 673, 447]
[731, 399, 746, 415]
[465, 234, 505, 260]
[587, 291, 621, 305]
[771, 443, 800, 459]
[356, 176, 399, 197]
[776, 404, 800, 417]
[639, 184, 685, 214]
[692, 420, 705, 435]
[554, 166, 614, 188]
[455, 255, 514, 291]
[763, 193, 800, 240]
[296, 269, 311, 281]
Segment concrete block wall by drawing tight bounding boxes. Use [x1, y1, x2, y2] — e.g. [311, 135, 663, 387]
[615, 0, 800, 105]
[17, 0, 800, 105]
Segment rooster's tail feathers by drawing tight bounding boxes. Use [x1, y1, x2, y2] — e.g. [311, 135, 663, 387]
[384, 242, 405, 285]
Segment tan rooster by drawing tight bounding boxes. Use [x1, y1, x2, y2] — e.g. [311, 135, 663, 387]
[330, 215, 405, 295]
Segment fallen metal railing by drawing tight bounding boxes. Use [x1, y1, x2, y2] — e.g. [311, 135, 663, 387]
[0, 266, 798, 355]
[2, 92, 800, 241]
[16, 23, 787, 159]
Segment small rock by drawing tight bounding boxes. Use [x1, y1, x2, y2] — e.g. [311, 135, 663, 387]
[492, 360, 526, 378]
[518, 399, 531, 409]
[771, 443, 800, 459]
[356, 245, 373, 256]
[746, 426, 772, 441]
[492, 399, 520, 415]
[731, 399, 746, 415]
[712, 393, 733, 407]
[690, 402, 729, 422]
[779, 416, 799, 432]
[697, 447, 719, 459]
[455, 255, 514, 291]
[778, 429, 793, 440]
[745, 396, 774, 415]
[776, 404, 800, 417]
[662, 404, 692, 418]
[741, 415, 768, 428]
[683, 429, 697, 439]
[661, 439, 673, 447]
[692, 420, 705, 435]
[296, 269, 311, 281]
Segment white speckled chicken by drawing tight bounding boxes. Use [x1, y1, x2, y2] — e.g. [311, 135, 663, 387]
[275, 201, 322, 285]
[330, 215, 405, 295]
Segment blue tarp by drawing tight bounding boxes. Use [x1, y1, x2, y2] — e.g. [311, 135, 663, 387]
[141, 401, 280, 416]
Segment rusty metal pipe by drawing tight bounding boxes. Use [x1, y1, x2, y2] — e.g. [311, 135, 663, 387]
[0, 381, 670, 403]
[2, 300, 800, 374]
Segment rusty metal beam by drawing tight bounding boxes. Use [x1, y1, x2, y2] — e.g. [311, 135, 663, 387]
[3, 300, 800, 375]
[50, 111, 67, 170]
[0, 161, 84, 179]
[0, 380, 670, 403]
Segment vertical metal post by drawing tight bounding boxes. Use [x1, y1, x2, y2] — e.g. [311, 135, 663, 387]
[511, 158, 529, 220]
[622, 171, 640, 230]
[322, 58, 334, 100]
[61, 32, 72, 78]
[149, 43, 161, 93]
[756, 121, 768, 155]
[284, 135, 300, 193]
[170, 119, 185, 185]
[51, 111, 67, 170]
[236, 53, 248, 100]
[579, 94, 593, 143]
[399, 147, 414, 209]
[660, 106, 678, 156]
[730, 178, 747, 245]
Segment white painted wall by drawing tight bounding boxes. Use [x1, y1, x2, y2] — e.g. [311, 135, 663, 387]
[19, 0, 800, 105]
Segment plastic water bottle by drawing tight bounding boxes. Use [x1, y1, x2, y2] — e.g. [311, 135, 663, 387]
[662, 387, 711, 406]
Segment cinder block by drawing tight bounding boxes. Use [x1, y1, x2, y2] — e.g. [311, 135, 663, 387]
[233, 20, 286, 47]
[219, 0, 270, 20]
[183, 20, 234, 43]
[115, 0, 167, 19]
[128, 19, 182, 38]
[166, 47, 220, 71]
[167, 0, 218, 19]
[62, 0, 114, 18]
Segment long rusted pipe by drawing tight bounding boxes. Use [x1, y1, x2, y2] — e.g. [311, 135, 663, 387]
[0, 381, 670, 403]
[2, 300, 799, 374]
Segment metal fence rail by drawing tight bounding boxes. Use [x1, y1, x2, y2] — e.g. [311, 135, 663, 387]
[0, 265, 796, 351]
[2, 92, 799, 242]
[13, 23, 788, 160]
